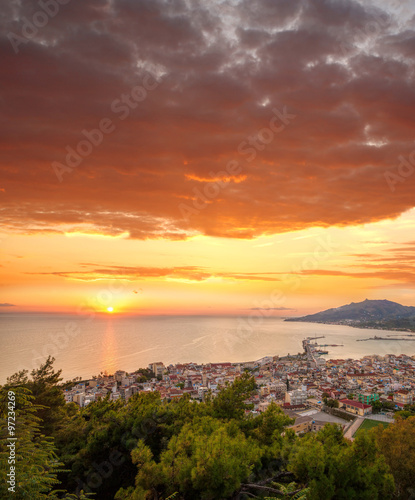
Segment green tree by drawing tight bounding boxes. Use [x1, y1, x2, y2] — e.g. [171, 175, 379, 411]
[0, 386, 90, 499]
[375, 415, 415, 499]
[123, 417, 263, 499]
[394, 410, 413, 420]
[246, 403, 294, 446]
[372, 400, 382, 413]
[288, 424, 394, 499]
[403, 404, 415, 415]
[212, 373, 256, 420]
[381, 401, 395, 411]
[5, 356, 66, 435]
[325, 399, 339, 409]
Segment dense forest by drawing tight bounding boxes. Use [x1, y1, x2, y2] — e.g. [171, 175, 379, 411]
[1, 357, 414, 500]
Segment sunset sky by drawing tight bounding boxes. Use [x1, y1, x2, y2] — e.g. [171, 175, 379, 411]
[1, 0, 415, 315]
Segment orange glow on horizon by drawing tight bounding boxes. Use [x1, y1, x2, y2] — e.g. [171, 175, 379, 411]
[2, 208, 415, 316]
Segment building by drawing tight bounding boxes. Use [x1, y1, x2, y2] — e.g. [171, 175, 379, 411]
[394, 390, 413, 406]
[357, 392, 379, 405]
[115, 370, 127, 383]
[258, 401, 270, 412]
[339, 399, 372, 416]
[260, 386, 270, 397]
[72, 393, 85, 407]
[285, 390, 307, 406]
[287, 415, 314, 435]
[149, 362, 165, 377]
[286, 415, 343, 435]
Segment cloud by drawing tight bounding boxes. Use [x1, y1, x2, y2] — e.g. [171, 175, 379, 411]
[1, 0, 415, 239]
[295, 239, 415, 286]
[26, 263, 282, 283]
[299, 269, 415, 283]
[0, 303, 15, 307]
[249, 307, 296, 311]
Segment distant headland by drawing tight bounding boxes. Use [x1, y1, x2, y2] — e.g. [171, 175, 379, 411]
[285, 299, 415, 333]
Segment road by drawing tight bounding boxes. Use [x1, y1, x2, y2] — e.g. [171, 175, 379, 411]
[343, 416, 364, 441]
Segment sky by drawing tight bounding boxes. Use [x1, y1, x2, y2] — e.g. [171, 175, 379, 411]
[1, 0, 415, 316]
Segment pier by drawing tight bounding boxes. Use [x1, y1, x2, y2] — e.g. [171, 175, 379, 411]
[303, 336, 327, 368]
[357, 336, 415, 342]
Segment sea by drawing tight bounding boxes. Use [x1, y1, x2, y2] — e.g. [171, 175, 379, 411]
[1, 313, 415, 384]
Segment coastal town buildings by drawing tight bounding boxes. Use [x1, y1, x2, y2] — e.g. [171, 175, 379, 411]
[357, 392, 379, 405]
[62, 350, 415, 436]
[339, 399, 372, 416]
[394, 389, 413, 406]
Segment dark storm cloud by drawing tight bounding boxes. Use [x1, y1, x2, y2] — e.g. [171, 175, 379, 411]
[1, 0, 415, 239]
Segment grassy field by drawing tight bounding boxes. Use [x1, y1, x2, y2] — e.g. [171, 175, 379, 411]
[353, 418, 390, 437]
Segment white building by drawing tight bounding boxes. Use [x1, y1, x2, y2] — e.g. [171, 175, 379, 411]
[285, 390, 307, 406]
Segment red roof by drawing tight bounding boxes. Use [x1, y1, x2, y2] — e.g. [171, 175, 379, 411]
[339, 399, 372, 409]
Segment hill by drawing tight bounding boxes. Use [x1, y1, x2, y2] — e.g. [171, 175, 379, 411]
[285, 299, 415, 330]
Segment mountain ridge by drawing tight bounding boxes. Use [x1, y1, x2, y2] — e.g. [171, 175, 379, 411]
[285, 299, 415, 325]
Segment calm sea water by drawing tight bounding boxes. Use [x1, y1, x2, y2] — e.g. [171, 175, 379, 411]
[1, 314, 414, 383]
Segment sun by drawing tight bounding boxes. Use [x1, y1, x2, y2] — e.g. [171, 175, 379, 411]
[107, 306, 114, 313]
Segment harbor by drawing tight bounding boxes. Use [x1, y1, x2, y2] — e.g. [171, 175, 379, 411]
[357, 336, 415, 342]
[302, 336, 343, 367]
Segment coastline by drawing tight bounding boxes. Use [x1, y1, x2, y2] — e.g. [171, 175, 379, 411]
[285, 319, 415, 334]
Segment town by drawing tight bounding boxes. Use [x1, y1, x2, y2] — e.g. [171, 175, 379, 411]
[62, 336, 415, 439]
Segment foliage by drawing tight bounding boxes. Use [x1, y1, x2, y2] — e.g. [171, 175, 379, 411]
[371, 400, 383, 413]
[374, 416, 415, 500]
[135, 369, 155, 383]
[243, 402, 294, 446]
[4, 356, 66, 435]
[325, 399, 339, 408]
[0, 386, 74, 499]
[403, 403, 415, 414]
[381, 400, 395, 411]
[127, 417, 263, 499]
[211, 372, 256, 419]
[265, 482, 310, 499]
[287, 424, 394, 499]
